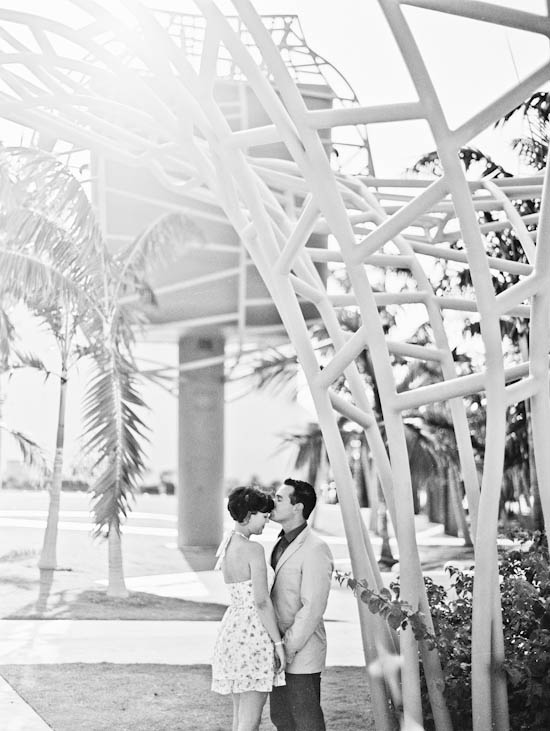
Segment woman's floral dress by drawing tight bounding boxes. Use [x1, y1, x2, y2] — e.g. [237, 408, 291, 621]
[211, 578, 285, 694]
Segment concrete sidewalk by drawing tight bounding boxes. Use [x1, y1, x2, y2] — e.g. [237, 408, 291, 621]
[0, 618, 366, 666]
[0, 677, 51, 730]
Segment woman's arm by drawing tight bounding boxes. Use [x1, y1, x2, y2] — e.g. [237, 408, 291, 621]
[249, 542, 286, 673]
[249, 542, 284, 645]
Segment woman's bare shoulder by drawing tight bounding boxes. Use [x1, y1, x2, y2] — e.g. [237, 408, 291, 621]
[248, 540, 266, 560]
[226, 536, 264, 558]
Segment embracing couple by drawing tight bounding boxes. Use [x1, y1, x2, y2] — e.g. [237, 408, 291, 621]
[211, 478, 334, 731]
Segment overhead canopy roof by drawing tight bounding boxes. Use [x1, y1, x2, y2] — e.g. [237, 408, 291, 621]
[97, 78, 331, 342]
[0, 6, 367, 343]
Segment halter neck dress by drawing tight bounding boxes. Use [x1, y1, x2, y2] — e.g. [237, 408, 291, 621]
[211, 531, 285, 694]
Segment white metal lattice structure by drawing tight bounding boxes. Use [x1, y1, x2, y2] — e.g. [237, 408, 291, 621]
[1, 1, 550, 729]
[151, 9, 374, 173]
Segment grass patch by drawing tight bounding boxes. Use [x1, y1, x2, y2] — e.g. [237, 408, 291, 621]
[0, 664, 374, 731]
[4, 588, 226, 621]
[0, 555, 227, 620]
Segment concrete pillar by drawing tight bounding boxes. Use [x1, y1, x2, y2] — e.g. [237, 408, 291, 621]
[178, 330, 225, 555]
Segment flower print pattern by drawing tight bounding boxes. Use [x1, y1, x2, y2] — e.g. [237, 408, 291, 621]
[211, 579, 285, 694]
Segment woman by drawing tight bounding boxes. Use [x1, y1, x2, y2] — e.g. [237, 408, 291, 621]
[212, 485, 286, 731]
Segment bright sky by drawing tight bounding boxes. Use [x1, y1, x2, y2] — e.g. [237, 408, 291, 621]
[147, 0, 550, 174]
[1, 0, 549, 481]
[2, 0, 548, 172]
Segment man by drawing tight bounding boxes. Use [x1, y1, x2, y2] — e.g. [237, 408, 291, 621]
[269, 478, 334, 731]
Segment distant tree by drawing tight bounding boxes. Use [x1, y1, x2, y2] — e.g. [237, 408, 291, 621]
[411, 142, 543, 530]
[496, 90, 550, 171]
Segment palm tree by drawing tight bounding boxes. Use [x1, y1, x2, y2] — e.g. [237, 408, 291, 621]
[411, 143, 543, 531]
[495, 96, 550, 529]
[404, 410, 475, 545]
[279, 420, 328, 491]
[0, 146, 151, 596]
[82, 290, 151, 597]
[279, 416, 369, 512]
[33, 299, 80, 571]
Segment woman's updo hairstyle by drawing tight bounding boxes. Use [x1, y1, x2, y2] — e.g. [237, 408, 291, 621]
[227, 485, 274, 523]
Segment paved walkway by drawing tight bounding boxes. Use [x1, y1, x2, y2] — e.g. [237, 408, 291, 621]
[0, 677, 51, 730]
[0, 618, 366, 666]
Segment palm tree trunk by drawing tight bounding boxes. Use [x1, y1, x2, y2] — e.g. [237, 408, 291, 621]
[519, 333, 544, 530]
[444, 466, 459, 538]
[38, 368, 67, 570]
[310, 447, 327, 531]
[377, 498, 397, 570]
[361, 445, 379, 532]
[448, 465, 472, 546]
[529, 414, 544, 530]
[107, 522, 129, 598]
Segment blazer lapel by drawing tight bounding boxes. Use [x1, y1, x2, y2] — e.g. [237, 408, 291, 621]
[273, 527, 310, 577]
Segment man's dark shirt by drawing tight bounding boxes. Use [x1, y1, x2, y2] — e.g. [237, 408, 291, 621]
[270, 522, 307, 569]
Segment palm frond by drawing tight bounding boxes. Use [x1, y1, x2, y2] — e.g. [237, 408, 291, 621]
[495, 93, 550, 170]
[510, 137, 548, 171]
[396, 358, 441, 393]
[409, 146, 511, 178]
[0, 425, 48, 473]
[278, 421, 326, 487]
[0, 147, 109, 330]
[407, 150, 443, 177]
[0, 307, 16, 371]
[2, 207, 96, 289]
[10, 349, 47, 374]
[0, 247, 101, 333]
[496, 91, 550, 131]
[113, 213, 205, 304]
[83, 347, 149, 537]
[0, 147, 105, 270]
[402, 421, 440, 484]
[228, 345, 301, 398]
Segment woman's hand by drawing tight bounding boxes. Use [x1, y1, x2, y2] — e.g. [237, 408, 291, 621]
[274, 643, 286, 674]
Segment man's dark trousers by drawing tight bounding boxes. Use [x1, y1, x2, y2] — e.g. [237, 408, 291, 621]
[270, 672, 326, 731]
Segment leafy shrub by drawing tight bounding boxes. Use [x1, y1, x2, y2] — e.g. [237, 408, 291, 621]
[339, 531, 550, 729]
[414, 530, 550, 730]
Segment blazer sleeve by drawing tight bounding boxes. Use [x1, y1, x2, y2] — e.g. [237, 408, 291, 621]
[283, 540, 333, 655]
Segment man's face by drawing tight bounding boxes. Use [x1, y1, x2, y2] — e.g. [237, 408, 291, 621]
[271, 484, 297, 524]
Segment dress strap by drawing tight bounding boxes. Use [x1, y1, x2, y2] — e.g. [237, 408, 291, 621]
[214, 530, 233, 571]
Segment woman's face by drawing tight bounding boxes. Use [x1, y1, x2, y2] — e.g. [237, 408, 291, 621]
[247, 510, 270, 535]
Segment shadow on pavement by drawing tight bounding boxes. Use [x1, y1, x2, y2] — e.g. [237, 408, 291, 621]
[4, 588, 226, 621]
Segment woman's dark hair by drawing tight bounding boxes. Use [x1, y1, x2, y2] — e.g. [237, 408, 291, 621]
[284, 478, 317, 519]
[228, 486, 275, 523]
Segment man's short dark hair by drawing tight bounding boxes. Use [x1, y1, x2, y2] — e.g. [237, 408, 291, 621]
[284, 478, 316, 519]
[227, 485, 275, 523]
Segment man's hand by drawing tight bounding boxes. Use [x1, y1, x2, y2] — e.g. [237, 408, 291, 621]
[283, 640, 296, 665]
[274, 644, 286, 674]
[286, 651, 297, 665]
